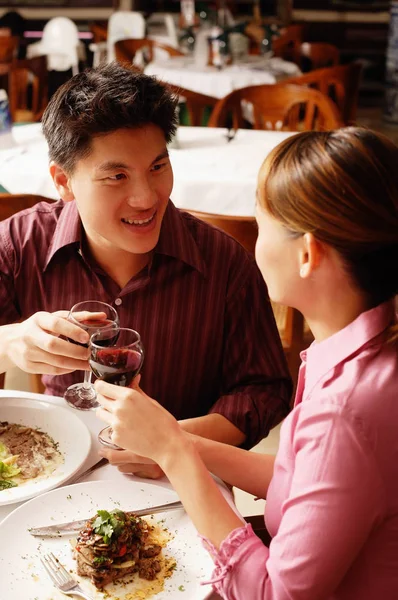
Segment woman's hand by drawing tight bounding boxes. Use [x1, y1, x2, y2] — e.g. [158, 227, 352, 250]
[99, 448, 164, 480]
[94, 376, 186, 466]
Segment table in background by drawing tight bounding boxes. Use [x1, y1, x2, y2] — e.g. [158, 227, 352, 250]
[145, 55, 301, 99]
[0, 124, 294, 217]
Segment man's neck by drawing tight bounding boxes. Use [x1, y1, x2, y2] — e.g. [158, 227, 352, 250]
[83, 236, 152, 289]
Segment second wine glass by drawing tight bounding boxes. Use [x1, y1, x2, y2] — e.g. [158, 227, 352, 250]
[90, 327, 144, 450]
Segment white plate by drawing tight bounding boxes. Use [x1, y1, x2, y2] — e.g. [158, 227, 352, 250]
[0, 397, 91, 506]
[0, 479, 215, 600]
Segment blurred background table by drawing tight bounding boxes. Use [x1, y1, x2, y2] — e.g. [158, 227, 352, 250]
[145, 54, 301, 98]
[0, 124, 294, 216]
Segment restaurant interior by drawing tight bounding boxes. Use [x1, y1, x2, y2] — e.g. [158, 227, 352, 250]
[0, 1, 397, 599]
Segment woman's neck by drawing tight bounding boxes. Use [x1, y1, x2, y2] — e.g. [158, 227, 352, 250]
[304, 287, 369, 343]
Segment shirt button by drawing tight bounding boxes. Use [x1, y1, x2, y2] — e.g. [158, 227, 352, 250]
[114, 298, 122, 306]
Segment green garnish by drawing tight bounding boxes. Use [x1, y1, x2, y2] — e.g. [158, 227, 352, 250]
[0, 460, 20, 480]
[178, 585, 185, 591]
[0, 480, 17, 490]
[93, 509, 126, 544]
[93, 555, 109, 565]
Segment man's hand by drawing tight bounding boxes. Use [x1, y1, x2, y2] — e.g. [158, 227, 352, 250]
[99, 448, 164, 480]
[4, 310, 94, 375]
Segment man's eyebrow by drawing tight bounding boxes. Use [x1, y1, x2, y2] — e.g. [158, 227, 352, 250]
[95, 161, 130, 173]
[152, 150, 169, 164]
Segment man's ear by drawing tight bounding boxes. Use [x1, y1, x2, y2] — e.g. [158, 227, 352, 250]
[298, 232, 323, 278]
[49, 162, 75, 202]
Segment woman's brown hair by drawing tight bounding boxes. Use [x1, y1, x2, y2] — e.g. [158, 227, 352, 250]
[257, 127, 398, 340]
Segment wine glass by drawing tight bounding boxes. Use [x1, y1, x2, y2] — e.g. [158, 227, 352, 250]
[63, 301, 119, 411]
[90, 327, 144, 450]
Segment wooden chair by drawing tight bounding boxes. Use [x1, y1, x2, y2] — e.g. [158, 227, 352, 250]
[0, 35, 18, 77]
[114, 38, 184, 66]
[208, 83, 344, 131]
[285, 62, 362, 125]
[166, 83, 218, 127]
[9, 56, 48, 122]
[299, 42, 339, 71]
[184, 209, 305, 384]
[89, 22, 108, 43]
[272, 24, 304, 63]
[0, 193, 52, 394]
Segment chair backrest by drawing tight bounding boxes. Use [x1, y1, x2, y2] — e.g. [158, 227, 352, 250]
[42, 17, 79, 49]
[107, 11, 146, 62]
[41, 17, 79, 71]
[0, 36, 18, 63]
[90, 22, 108, 43]
[9, 55, 48, 122]
[208, 83, 344, 131]
[166, 83, 218, 127]
[164, 14, 179, 48]
[272, 24, 304, 63]
[300, 42, 339, 71]
[0, 193, 52, 393]
[184, 209, 258, 253]
[115, 38, 184, 67]
[285, 62, 362, 125]
[183, 208, 305, 384]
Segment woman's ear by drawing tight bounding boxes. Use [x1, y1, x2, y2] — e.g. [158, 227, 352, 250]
[49, 162, 75, 202]
[299, 233, 323, 278]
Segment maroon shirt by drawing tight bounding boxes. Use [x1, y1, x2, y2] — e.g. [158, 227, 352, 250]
[0, 200, 291, 448]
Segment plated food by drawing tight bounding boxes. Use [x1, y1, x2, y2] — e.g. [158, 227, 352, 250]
[0, 396, 91, 507]
[73, 508, 173, 590]
[0, 421, 63, 490]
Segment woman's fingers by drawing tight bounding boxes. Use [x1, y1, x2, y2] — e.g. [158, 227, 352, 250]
[96, 407, 113, 425]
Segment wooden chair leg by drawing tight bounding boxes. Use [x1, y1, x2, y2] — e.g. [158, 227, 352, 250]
[0, 372, 5, 389]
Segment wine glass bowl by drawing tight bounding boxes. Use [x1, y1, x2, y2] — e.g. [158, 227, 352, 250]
[63, 301, 119, 411]
[90, 328, 144, 449]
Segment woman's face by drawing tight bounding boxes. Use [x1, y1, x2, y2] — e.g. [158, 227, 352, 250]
[255, 200, 303, 306]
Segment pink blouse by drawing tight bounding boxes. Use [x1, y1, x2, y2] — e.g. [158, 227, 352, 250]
[203, 300, 398, 599]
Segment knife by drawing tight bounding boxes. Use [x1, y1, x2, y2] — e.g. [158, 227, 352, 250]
[66, 457, 109, 486]
[29, 500, 184, 537]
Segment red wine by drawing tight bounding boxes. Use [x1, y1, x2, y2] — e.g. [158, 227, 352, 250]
[68, 319, 117, 347]
[89, 348, 143, 386]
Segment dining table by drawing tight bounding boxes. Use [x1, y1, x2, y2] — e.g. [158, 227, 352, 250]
[0, 388, 234, 599]
[145, 54, 301, 99]
[0, 123, 294, 217]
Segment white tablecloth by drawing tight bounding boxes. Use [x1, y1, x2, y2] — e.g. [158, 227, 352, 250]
[0, 390, 232, 525]
[0, 124, 294, 217]
[145, 55, 301, 99]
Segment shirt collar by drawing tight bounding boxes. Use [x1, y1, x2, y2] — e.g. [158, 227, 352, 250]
[44, 200, 206, 276]
[302, 299, 396, 397]
[155, 201, 207, 276]
[44, 201, 81, 270]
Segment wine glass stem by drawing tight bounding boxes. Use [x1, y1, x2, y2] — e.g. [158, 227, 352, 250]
[83, 370, 92, 390]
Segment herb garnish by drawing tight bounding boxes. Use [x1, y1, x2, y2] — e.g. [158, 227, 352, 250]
[93, 509, 126, 544]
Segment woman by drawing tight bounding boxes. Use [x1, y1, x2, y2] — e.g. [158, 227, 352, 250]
[95, 128, 398, 599]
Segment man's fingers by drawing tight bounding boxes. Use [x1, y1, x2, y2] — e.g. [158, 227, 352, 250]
[99, 448, 155, 465]
[32, 331, 90, 360]
[35, 312, 90, 346]
[24, 341, 89, 370]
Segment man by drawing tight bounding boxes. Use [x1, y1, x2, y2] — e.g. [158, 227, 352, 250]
[0, 63, 291, 477]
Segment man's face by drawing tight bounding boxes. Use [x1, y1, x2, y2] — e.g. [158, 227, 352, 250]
[64, 125, 173, 260]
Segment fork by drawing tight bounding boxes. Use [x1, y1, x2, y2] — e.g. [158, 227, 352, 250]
[41, 552, 93, 600]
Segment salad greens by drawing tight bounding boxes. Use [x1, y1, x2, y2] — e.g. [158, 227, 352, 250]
[0, 442, 20, 489]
